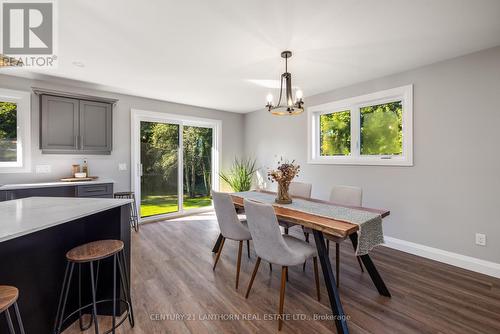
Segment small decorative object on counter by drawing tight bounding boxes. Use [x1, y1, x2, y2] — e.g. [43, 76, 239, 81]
[72, 164, 81, 177]
[82, 159, 89, 177]
[267, 158, 300, 204]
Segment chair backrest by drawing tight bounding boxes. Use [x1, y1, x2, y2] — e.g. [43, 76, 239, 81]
[329, 185, 362, 207]
[212, 190, 249, 240]
[289, 182, 312, 199]
[244, 199, 294, 264]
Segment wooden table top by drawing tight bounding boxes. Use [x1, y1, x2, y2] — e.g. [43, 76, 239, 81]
[231, 190, 390, 239]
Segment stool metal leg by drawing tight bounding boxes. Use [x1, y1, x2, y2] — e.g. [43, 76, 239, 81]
[54, 261, 70, 333]
[13, 303, 25, 334]
[130, 193, 139, 232]
[78, 261, 99, 331]
[5, 308, 15, 334]
[78, 263, 92, 330]
[117, 251, 135, 327]
[121, 251, 134, 326]
[90, 262, 99, 334]
[112, 254, 117, 333]
[55, 262, 75, 334]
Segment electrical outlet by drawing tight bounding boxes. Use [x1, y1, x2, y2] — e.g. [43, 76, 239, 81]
[118, 163, 127, 171]
[475, 233, 486, 246]
[35, 164, 51, 173]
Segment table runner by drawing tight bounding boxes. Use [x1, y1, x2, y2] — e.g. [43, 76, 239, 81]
[233, 191, 384, 255]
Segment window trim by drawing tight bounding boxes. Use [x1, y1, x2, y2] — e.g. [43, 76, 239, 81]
[308, 85, 413, 166]
[0, 88, 31, 173]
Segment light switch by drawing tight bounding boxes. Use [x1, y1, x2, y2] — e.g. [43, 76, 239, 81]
[118, 163, 127, 171]
[35, 165, 51, 173]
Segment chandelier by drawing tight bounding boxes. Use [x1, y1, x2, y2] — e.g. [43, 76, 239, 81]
[265, 50, 304, 115]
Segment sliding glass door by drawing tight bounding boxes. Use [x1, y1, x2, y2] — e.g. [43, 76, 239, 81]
[140, 121, 180, 217]
[133, 111, 219, 220]
[182, 125, 213, 210]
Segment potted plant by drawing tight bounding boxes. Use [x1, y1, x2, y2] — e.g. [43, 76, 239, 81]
[219, 158, 258, 192]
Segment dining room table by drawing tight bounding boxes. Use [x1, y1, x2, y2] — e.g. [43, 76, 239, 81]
[211, 190, 391, 334]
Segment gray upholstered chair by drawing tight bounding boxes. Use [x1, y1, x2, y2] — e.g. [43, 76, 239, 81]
[302, 185, 364, 286]
[328, 185, 364, 286]
[243, 199, 320, 331]
[330, 185, 362, 206]
[289, 182, 312, 198]
[212, 190, 252, 289]
[280, 182, 312, 234]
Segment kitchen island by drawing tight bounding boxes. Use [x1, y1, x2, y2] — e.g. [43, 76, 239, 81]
[0, 197, 131, 333]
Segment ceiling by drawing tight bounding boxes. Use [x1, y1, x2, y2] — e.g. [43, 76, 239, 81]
[2, 0, 500, 113]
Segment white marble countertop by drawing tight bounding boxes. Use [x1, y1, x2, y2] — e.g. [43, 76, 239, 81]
[0, 197, 132, 243]
[0, 178, 115, 190]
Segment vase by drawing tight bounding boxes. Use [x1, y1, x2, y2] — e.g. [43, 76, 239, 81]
[275, 180, 292, 204]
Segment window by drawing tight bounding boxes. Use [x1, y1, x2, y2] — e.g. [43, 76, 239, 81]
[320, 110, 351, 156]
[308, 85, 412, 166]
[0, 88, 31, 172]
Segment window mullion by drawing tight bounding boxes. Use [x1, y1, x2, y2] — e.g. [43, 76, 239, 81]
[351, 106, 360, 158]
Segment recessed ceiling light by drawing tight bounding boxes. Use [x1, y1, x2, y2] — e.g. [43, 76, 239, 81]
[72, 61, 85, 68]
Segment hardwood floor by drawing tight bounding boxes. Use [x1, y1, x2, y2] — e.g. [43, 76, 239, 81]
[64, 212, 500, 334]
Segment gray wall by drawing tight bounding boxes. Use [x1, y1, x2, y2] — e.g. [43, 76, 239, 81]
[0, 74, 245, 192]
[244, 46, 500, 263]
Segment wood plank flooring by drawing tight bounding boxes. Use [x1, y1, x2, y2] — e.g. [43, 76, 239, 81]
[64, 212, 500, 334]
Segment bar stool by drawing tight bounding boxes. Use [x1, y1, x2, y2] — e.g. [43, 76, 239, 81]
[114, 191, 139, 231]
[54, 240, 135, 334]
[0, 286, 25, 334]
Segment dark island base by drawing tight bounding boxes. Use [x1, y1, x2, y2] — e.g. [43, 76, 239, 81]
[0, 205, 131, 334]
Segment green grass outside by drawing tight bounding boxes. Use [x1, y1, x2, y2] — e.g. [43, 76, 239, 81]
[140, 195, 211, 217]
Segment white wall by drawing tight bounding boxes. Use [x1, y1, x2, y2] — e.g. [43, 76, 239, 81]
[0, 74, 245, 192]
[244, 46, 500, 264]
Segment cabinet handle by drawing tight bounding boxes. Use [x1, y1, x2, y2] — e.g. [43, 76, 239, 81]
[79, 135, 82, 149]
[75, 135, 78, 148]
[85, 188, 105, 192]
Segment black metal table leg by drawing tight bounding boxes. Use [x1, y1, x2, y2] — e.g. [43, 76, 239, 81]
[212, 233, 223, 253]
[313, 230, 349, 334]
[349, 233, 391, 297]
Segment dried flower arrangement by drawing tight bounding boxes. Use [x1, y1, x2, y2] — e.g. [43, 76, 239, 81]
[267, 158, 300, 204]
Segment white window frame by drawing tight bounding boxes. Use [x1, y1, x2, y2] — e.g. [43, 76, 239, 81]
[130, 108, 221, 222]
[308, 85, 413, 166]
[0, 88, 31, 173]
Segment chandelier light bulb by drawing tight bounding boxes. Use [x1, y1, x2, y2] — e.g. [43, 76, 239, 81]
[266, 93, 273, 104]
[296, 89, 303, 100]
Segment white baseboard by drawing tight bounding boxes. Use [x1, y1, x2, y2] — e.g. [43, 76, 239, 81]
[383, 236, 500, 279]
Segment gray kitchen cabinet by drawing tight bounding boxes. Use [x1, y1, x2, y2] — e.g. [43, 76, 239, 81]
[79, 100, 112, 153]
[36, 88, 117, 155]
[40, 95, 79, 151]
[0, 183, 113, 201]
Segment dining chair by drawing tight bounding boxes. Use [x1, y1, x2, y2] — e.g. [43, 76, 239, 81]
[243, 199, 320, 331]
[301, 185, 364, 286]
[212, 190, 252, 290]
[328, 185, 364, 286]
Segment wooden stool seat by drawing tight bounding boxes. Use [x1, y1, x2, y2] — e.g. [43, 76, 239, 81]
[66, 240, 124, 263]
[113, 191, 133, 197]
[0, 286, 18, 313]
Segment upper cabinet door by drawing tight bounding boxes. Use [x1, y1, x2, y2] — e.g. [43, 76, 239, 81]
[79, 100, 112, 153]
[40, 95, 79, 151]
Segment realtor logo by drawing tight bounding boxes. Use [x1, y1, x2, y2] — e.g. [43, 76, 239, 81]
[2, 2, 53, 54]
[1, 0, 56, 67]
